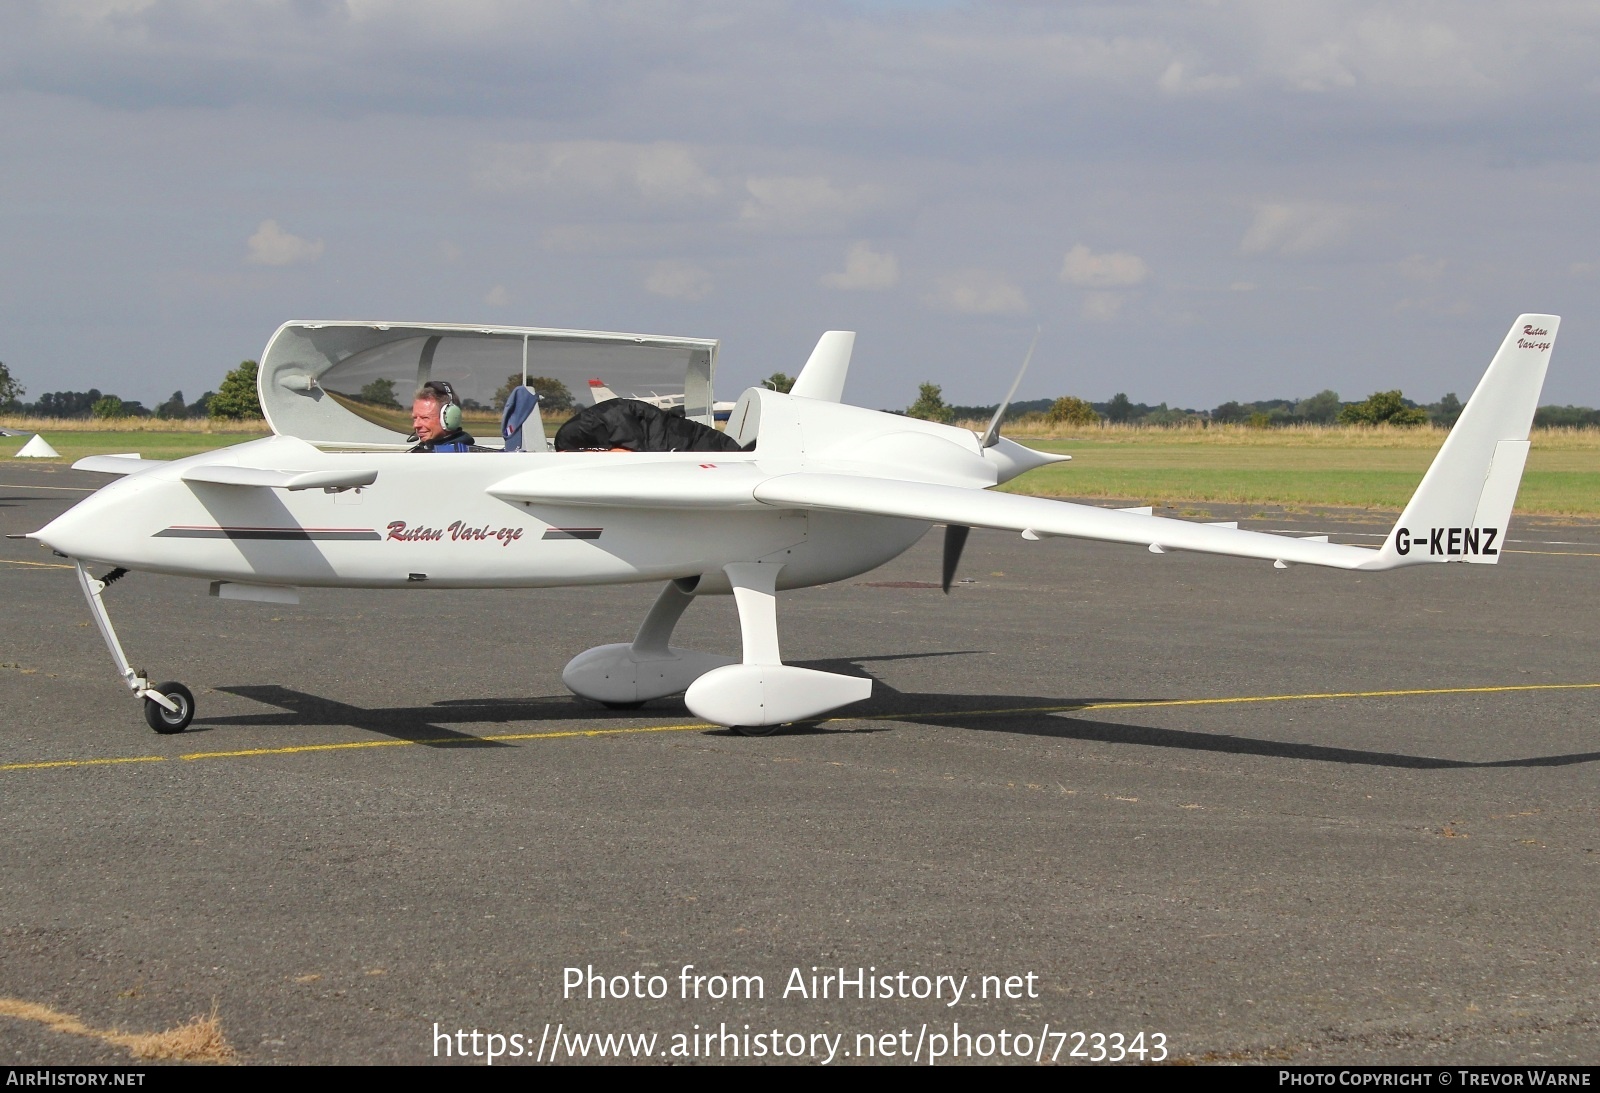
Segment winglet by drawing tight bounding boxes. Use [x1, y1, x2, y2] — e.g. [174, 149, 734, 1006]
[790, 331, 856, 402]
[1372, 314, 1558, 568]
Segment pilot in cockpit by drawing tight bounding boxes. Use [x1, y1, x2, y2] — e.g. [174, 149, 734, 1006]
[409, 380, 480, 452]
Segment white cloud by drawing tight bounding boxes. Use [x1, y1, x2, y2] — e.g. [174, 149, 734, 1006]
[440, 240, 463, 264]
[1397, 254, 1446, 281]
[1571, 261, 1598, 277]
[927, 270, 1027, 316]
[645, 260, 713, 301]
[484, 284, 509, 306]
[1060, 243, 1149, 288]
[821, 242, 899, 291]
[1278, 41, 1359, 93]
[1082, 291, 1127, 322]
[1157, 61, 1241, 95]
[1239, 202, 1353, 255]
[740, 176, 893, 234]
[475, 141, 722, 208]
[246, 219, 323, 266]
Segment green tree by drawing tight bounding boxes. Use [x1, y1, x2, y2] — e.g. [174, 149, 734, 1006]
[1429, 392, 1463, 427]
[359, 378, 400, 408]
[1338, 390, 1428, 426]
[91, 395, 127, 419]
[492, 374, 575, 413]
[764, 372, 796, 394]
[1294, 389, 1342, 424]
[1144, 405, 1198, 427]
[209, 360, 263, 420]
[907, 382, 954, 423]
[1105, 392, 1134, 423]
[0, 361, 23, 409]
[1533, 404, 1600, 428]
[155, 390, 188, 419]
[1046, 396, 1099, 426]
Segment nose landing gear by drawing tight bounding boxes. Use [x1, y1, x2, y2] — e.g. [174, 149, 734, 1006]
[142, 681, 195, 734]
[74, 561, 195, 733]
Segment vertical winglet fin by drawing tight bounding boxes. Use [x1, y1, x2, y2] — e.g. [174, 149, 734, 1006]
[1372, 314, 1557, 568]
[790, 331, 856, 403]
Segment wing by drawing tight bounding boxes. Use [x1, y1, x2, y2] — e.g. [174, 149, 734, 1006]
[180, 465, 379, 491]
[73, 452, 377, 492]
[754, 473, 1384, 571]
[73, 455, 167, 475]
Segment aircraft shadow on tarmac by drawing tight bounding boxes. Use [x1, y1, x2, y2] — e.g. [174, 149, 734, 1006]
[808, 654, 1600, 771]
[196, 650, 1600, 770]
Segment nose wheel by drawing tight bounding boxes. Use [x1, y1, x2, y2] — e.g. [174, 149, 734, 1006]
[74, 561, 196, 734]
[142, 682, 195, 734]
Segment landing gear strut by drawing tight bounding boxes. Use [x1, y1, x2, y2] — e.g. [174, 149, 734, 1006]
[683, 562, 871, 730]
[562, 577, 736, 708]
[74, 561, 195, 733]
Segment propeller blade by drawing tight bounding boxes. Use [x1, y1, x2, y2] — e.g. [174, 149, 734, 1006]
[980, 326, 1041, 449]
[942, 524, 971, 593]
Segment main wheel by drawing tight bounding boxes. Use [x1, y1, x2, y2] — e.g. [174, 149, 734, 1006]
[143, 682, 195, 734]
[729, 723, 780, 737]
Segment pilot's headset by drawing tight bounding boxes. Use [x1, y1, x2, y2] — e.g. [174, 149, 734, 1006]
[423, 380, 463, 432]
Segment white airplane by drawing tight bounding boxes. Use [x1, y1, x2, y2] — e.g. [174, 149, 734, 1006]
[587, 378, 737, 421]
[21, 316, 1558, 737]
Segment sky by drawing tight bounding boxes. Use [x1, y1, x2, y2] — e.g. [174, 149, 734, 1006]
[3, 0, 1600, 412]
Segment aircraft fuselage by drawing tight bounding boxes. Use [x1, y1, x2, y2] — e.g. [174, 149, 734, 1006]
[36, 444, 930, 593]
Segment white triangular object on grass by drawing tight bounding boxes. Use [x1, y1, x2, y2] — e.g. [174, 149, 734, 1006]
[15, 434, 59, 458]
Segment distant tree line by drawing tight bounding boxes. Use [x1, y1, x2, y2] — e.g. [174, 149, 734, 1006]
[0, 360, 263, 421]
[1532, 404, 1600, 428]
[6, 350, 1600, 432]
[914, 384, 1508, 429]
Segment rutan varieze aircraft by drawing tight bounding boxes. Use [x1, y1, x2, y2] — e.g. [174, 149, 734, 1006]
[23, 316, 1558, 735]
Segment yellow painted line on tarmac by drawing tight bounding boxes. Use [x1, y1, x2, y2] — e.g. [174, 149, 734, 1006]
[0, 483, 95, 492]
[5, 682, 1599, 774]
[1077, 681, 1600, 712]
[853, 681, 1600, 723]
[0, 755, 168, 772]
[178, 721, 710, 762]
[0, 558, 74, 570]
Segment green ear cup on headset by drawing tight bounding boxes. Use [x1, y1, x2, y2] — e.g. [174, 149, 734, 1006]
[440, 401, 463, 431]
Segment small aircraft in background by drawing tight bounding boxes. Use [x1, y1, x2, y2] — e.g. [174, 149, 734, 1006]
[24, 315, 1558, 736]
[588, 378, 736, 422]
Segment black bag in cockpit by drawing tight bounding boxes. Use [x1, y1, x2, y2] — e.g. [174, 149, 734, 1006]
[553, 398, 747, 453]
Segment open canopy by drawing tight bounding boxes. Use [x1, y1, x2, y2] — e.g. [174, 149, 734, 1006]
[257, 321, 720, 447]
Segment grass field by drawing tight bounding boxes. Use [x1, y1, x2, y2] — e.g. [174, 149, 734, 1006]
[4, 419, 1598, 515]
[0, 419, 270, 462]
[992, 424, 1600, 515]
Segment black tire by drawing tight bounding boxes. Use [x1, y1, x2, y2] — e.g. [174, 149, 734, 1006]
[729, 723, 779, 737]
[600, 700, 646, 710]
[143, 682, 194, 734]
